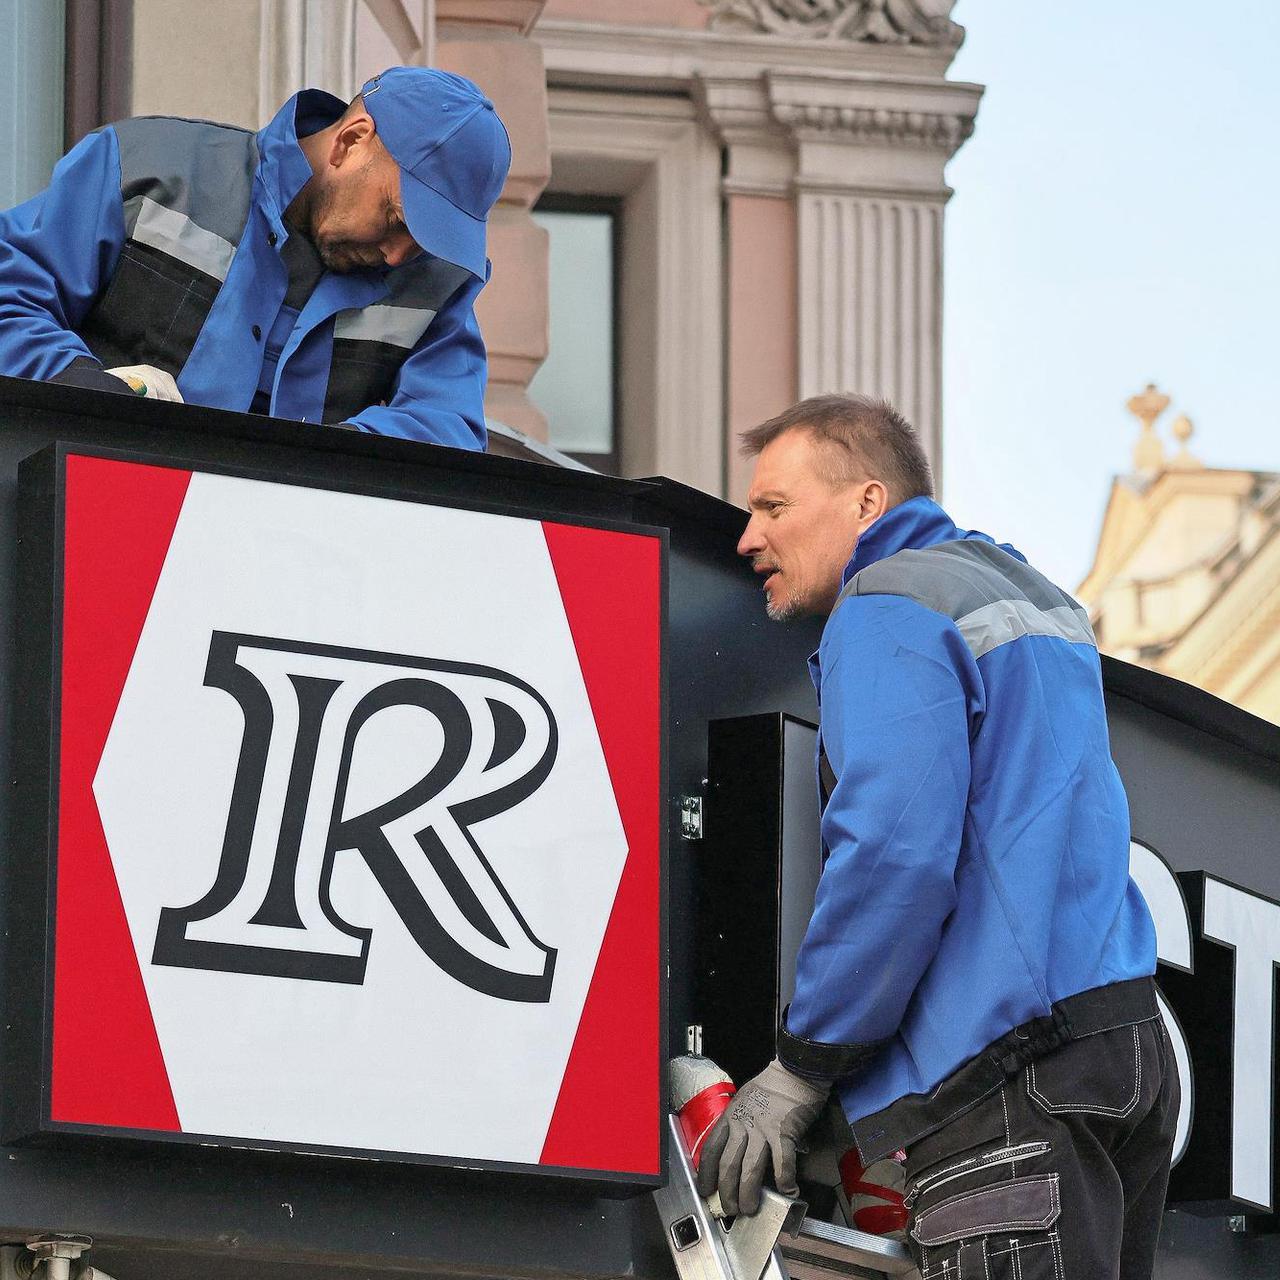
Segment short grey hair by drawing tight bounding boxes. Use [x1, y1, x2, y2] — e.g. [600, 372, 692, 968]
[740, 393, 935, 505]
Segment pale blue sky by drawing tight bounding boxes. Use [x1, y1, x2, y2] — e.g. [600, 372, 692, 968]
[942, 0, 1280, 590]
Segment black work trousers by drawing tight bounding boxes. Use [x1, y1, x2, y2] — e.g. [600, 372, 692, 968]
[901, 1015, 1179, 1280]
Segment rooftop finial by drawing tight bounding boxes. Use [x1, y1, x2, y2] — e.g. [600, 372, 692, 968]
[1126, 382, 1170, 473]
[1167, 413, 1201, 469]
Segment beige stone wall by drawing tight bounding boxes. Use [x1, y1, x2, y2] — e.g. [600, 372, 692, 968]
[354, 6, 408, 83]
[1123, 490, 1247, 582]
[130, 0, 263, 126]
[437, 1, 551, 438]
[1081, 428, 1280, 726]
[1155, 519, 1280, 717]
[725, 193, 796, 504]
[130, 2, 432, 131]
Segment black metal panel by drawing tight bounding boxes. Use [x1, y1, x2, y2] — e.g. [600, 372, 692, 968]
[4, 445, 59, 1157]
[693, 713, 821, 1088]
[698, 714, 785, 1086]
[1154, 873, 1232, 1204]
[779, 717, 822, 1013]
[1105, 681, 1280, 1272]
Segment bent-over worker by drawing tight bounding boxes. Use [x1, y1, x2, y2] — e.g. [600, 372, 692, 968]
[0, 66, 509, 449]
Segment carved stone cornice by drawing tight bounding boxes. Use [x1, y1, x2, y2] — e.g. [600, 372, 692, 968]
[767, 68, 980, 168]
[537, 14, 981, 199]
[771, 100, 972, 149]
[533, 17, 966, 88]
[699, 0, 963, 48]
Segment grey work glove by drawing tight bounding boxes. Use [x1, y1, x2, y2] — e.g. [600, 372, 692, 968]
[695, 1057, 830, 1216]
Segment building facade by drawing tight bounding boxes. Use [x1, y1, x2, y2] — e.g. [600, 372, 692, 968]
[1078, 384, 1280, 723]
[13, 0, 981, 501]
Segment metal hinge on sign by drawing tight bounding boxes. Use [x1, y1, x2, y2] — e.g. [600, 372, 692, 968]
[680, 796, 703, 840]
[686, 1024, 703, 1055]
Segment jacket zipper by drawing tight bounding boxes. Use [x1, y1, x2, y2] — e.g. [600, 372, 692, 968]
[904, 1141, 1050, 1210]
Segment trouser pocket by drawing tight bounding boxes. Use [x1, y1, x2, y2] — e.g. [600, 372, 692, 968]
[919, 1238, 987, 1280]
[1026, 1021, 1147, 1118]
[913, 1174, 1063, 1280]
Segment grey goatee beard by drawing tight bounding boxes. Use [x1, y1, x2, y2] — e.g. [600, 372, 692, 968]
[765, 592, 799, 622]
[755, 558, 800, 621]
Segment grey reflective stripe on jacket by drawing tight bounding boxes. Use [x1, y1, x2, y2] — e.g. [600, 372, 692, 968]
[837, 539, 1097, 660]
[79, 116, 258, 376]
[323, 255, 467, 423]
[128, 196, 238, 282]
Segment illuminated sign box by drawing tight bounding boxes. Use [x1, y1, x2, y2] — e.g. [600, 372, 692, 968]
[7, 446, 665, 1185]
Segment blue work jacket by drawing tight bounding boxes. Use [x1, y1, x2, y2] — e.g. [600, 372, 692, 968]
[0, 92, 488, 448]
[786, 497, 1157, 1125]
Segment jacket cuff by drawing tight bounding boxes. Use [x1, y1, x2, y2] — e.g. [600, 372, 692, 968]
[48, 356, 133, 396]
[777, 1005, 885, 1082]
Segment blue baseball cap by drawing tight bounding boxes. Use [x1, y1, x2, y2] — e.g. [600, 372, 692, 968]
[361, 67, 511, 278]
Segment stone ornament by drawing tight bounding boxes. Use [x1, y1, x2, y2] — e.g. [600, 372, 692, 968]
[700, 0, 964, 47]
[771, 102, 973, 148]
[1127, 382, 1171, 474]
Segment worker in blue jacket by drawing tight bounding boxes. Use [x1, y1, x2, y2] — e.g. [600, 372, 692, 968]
[699, 394, 1178, 1279]
[0, 66, 509, 449]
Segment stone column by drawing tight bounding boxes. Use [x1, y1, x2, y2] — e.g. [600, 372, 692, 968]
[698, 74, 798, 504]
[693, 2, 980, 490]
[769, 69, 979, 482]
[435, 0, 550, 440]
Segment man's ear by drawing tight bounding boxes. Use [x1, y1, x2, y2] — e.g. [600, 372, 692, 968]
[856, 480, 890, 528]
[328, 113, 376, 169]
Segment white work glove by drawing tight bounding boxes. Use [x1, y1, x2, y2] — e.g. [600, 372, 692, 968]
[696, 1058, 830, 1216]
[107, 364, 184, 403]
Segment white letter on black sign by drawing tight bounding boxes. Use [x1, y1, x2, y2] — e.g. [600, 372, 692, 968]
[1201, 876, 1280, 1210]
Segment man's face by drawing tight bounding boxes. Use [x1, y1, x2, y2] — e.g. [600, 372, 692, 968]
[737, 429, 879, 620]
[307, 137, 423, 273]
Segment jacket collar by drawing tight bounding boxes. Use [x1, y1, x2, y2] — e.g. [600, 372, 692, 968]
[840, 496, 967, 586]
[840, 496, 1027, 586]
[256, 88, 347, 227]
[811, 498, 1022, 685]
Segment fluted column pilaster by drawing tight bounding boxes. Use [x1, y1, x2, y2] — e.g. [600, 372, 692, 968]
[797, 191, 943, 455]
[770, 69, 978, 486]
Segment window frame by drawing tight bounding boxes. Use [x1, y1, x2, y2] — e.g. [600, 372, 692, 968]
[542, 87, 723, 496]
[532, 192, 624, 476]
